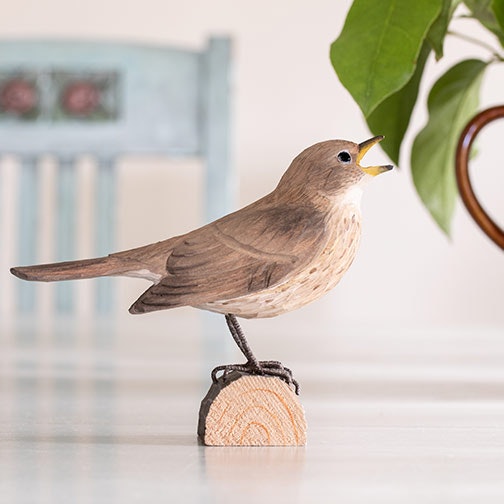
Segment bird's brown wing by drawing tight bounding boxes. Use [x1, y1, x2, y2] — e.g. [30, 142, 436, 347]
[129, 202, 328, 313]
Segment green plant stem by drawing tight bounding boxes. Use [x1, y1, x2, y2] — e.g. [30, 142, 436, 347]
[447, 30, 504, 61]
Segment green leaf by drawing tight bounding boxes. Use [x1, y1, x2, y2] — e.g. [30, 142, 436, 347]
[427, 0, 461, 60]
[464, 0, 504, 46]
[366, 42, 431, 165]
[411, 59, 487, 235]
[491, 0, 504, 43]
[330, 0, 441, 117]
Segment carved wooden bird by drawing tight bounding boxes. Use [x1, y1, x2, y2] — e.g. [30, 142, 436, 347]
[11, 136, 392, 391]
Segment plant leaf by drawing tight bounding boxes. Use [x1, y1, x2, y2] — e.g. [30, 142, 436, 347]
[464, 0, 504, 47]
[366, 42, 431, 165]
[491, 0, 504, 43]
[330, 0, 441, 117]
[411, 59, 487, 235]
[427, 0, 461, 60]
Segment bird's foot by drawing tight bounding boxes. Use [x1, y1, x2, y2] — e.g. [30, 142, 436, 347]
[211, 360, 299, 395]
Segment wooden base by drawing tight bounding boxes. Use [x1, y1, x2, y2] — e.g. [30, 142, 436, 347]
[198, 371, 306, 446]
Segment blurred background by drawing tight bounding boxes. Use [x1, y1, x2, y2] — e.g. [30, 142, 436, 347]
[0, 0, 502, 340]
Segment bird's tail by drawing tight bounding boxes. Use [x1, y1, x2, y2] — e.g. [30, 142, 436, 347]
[10, 256, 130, 283]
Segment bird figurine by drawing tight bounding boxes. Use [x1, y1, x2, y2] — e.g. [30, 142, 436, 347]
[11, 136, 392, 392]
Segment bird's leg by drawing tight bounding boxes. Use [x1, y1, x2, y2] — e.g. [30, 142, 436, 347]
[211, 314, 299, 394]
[225, 313, 261, 370]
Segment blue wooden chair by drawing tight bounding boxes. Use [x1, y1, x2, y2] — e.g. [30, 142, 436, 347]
[0, 37, 233, 318]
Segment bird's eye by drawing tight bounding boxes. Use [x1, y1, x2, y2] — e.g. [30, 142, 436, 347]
[337, 151, 351, 163]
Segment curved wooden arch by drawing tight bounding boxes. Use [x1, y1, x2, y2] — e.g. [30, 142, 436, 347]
[455, 105, 504, 250]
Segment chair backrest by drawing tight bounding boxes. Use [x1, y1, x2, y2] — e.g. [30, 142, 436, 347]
[0, 37, 233, 316]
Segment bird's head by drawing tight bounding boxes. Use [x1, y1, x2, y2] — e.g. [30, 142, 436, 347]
[277, 136, 393, 201]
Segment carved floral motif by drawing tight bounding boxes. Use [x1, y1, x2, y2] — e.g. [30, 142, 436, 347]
[61, 80, 100, 116]
[0, 70, 118, 122]
[0, 78, 37, 115]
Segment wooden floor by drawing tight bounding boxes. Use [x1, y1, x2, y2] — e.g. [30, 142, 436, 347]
[1, 318, 504, 503]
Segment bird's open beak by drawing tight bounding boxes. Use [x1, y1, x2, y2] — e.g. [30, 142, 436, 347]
[357, 135, 393, 176]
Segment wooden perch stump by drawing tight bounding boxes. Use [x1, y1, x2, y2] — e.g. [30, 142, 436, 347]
[198, 371, 307, 446]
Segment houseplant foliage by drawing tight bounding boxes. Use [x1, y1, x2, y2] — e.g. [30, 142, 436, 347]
[331, 0, 504, 234]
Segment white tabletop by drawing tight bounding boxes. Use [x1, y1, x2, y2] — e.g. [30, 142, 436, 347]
[1, 317, 503, 503]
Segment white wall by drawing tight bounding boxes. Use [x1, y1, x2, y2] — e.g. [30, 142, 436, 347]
[1, 0, 503, 332]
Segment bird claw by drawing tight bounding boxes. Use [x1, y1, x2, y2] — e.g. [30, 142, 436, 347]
[211, 360, 300, 395]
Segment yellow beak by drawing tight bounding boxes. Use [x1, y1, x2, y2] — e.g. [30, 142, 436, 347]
[357, 136, 393, 176]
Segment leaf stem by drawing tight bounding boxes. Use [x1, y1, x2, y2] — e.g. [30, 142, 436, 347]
[447, 30, 504, 61]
